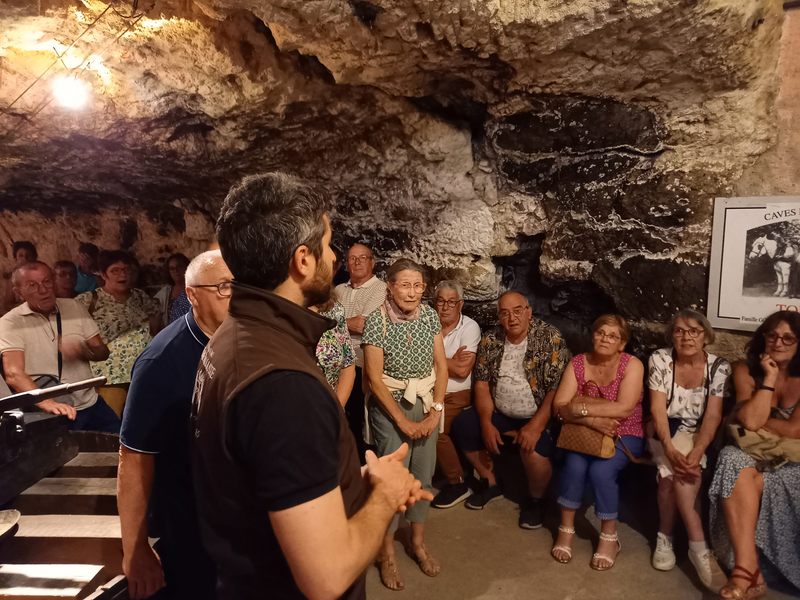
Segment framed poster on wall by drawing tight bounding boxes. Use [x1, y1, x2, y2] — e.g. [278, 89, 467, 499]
[708, 196, 800, 332]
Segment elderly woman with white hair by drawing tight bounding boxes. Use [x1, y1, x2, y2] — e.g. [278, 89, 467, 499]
[647, 308, 730, 593]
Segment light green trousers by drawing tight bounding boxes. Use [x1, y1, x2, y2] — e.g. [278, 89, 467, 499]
[368, 395, 438, 533]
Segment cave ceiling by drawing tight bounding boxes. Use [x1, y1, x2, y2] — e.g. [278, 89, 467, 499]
[0, 0, 786, 320]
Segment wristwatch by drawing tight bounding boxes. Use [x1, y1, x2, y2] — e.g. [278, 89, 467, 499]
[432, 402, 444, 412]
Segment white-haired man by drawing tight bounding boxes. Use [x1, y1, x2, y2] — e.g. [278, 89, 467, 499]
[429, 280, 482, 509]
[118, 250, 232, 600]
[0, 261, 115, 431]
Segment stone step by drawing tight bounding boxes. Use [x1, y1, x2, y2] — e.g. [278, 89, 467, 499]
[53, 453, 118, 479]
[0, 563, 104, 598]
[10, 479, 117, 516]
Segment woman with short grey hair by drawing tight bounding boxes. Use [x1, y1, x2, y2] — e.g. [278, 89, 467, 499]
[363, 258, 449, 590]
[647, 308, 730, 592]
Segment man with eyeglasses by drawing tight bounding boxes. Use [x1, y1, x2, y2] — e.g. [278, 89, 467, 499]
[0, 261, 116, 431]
[451, 291, 571, 528]
[429, 280, 482, 509]
[118, 250, 232, 600]
[335, 243, 387, 461]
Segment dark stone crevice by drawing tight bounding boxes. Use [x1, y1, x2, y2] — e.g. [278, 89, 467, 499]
[349, 0, 385, 29]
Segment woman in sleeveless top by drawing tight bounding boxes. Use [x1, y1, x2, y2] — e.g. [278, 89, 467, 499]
[362, 259, 448, 591]
[551, 315, 644, 571]
[648, 309, 729, 592]
[711, 311, 800, 599]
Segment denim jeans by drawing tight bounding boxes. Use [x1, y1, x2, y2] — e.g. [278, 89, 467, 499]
[557, 436, 644, 520]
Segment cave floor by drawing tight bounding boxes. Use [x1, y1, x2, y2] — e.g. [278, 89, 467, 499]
[364, 482, 798, 600]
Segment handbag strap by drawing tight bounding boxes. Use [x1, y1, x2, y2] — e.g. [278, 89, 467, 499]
[56, 308, 62, 382]
[616, 436, 642, 464]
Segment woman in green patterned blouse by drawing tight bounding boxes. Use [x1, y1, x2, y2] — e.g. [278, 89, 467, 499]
[363, 258, 449, 591]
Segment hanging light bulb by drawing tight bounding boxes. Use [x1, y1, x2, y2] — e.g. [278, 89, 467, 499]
[53, 76, 89, 108]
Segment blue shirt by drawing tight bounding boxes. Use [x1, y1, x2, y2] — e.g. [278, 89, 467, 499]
[169, 290, 192, 324]
[120, 311, 216, 593]
[74, 266, 98, 295]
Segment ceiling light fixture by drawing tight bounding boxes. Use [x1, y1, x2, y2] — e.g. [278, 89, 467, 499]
[53, 76, 89, 108]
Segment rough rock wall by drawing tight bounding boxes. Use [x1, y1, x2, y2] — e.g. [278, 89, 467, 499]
[0, 0, 795, 358]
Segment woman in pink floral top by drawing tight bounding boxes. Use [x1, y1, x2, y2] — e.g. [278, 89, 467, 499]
[551, 314, 645, 572]
[312, 296, 355, 407]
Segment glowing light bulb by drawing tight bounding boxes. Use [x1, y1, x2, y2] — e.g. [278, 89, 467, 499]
[53, 76, 89, 108]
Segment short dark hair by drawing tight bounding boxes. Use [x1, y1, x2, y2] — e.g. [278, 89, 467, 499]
[166, 253, 190, 273]
[216, 173, 329, 290]
[386, 258, 425, 283]
[78, 242, 99, 257]
[98, 250, 134, 274]
[12, 241, 37, 261]
[746, 311, 800, 383]
[54, 260, 77, 274]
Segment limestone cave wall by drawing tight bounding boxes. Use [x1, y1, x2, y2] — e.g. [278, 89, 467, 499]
[1, 0, 799, 357]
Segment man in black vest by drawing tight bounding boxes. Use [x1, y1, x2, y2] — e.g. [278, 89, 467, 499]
[192, 173, 431, 600]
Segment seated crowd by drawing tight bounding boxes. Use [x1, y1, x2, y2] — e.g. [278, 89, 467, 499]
[1, 221, 798, 600]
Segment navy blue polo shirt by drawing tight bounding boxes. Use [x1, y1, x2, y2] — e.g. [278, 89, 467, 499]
[121, 310, 216, 596]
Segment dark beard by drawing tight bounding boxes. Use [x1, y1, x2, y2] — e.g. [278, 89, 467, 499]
[302, 258, 332, 308]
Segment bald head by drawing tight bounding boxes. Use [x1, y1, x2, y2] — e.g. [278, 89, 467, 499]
[498, 291, 528, 311]
[185, 250, 228, 286]
[347, 243, 375, 286]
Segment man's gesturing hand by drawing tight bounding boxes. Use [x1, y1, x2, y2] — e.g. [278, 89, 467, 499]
[365, 445, 433, 512]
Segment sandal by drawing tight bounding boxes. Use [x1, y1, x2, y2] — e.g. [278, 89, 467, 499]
[413, 542, 441, 577]
[591, 532, 621, 571]
[719, 565, 767, 599]
[376, 555, 404, 591]
[551, 525, 575, 564]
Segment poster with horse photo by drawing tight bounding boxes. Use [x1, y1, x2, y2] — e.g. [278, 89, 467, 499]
[709, 196, 800, 332]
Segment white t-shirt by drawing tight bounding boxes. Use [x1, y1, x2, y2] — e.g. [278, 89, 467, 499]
[335, 276, 387, 368]
[0, 299, 101, 410]
[442, 314, 481, 393]
[494, 338, 536, 419]
[648, 348, 731, 433]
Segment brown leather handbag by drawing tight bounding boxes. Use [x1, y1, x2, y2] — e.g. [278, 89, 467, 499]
[556, 379, 617, 458]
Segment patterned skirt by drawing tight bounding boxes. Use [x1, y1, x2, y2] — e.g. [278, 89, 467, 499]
[709, 445, 800, 590]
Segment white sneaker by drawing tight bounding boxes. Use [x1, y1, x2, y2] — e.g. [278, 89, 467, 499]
[652, 533, 676, 571]
[689, 549, 728, 593]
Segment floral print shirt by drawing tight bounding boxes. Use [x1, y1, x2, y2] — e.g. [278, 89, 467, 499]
[648, 348, 731, 433]
[474, 317, 572, 415]
[75, 288, 160, 384]
[316, 302, 355, 391]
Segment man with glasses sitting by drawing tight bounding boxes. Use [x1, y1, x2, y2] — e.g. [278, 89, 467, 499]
[451, 291, 571, 528]
[335, 243, 387, 461]
[430, 280, 482, 509]
[0, 261, 115, 431]
[118, 250, 232, 600]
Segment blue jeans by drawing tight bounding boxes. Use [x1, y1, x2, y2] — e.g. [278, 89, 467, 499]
[557, 436, 644, 520]
[70, 395, 121, 434]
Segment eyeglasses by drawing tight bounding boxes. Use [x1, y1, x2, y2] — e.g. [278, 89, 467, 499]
[436, 299, 461, 309]
[498, 307, 528, 319]
[20, 278, 55, 293]
[192, 282, 232, 297]
[107, 266, 132, 276]
[594, 331, 621, 343]
[348, 255, 372, 264]
[393, 282, 426, 294]
[765, 332, 798, 346]
[673, 327, 704, 339]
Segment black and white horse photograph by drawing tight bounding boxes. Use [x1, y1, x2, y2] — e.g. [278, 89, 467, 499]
[743, 222, 800, 299]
